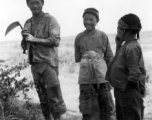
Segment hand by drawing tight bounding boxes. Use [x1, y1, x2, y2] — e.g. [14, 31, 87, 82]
[21, 29, 29, 36]
[115, 36, 123, 46]
[128, 81, 139, 90]
[26, 34, 37, 43]
[21, 30, 37, 43]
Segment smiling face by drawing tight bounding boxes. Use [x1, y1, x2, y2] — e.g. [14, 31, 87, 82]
[83, 13, 98, 32]
[27, 0, 43, 15]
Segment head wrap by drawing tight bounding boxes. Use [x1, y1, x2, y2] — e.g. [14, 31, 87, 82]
[118, 19, 142, 31]
[83, 8, 99, 21]
[118, 19, 130, 29]
[118, 14, 142, 39]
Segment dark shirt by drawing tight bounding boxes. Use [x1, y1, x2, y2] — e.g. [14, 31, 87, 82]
[24, 13, 60, 67]
[110, 40, 146, 91]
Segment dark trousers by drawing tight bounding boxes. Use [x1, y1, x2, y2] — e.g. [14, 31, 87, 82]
[79, 83, 115, 120]
[114, 84, 144, 120]
[31, 63, 66, 119]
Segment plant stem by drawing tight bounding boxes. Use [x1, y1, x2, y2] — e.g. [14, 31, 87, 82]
[0, 101, 4, 120]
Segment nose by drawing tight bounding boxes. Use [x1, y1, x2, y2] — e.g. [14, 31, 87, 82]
[32, 3, 38, 8]
[85, 19, 91, 24]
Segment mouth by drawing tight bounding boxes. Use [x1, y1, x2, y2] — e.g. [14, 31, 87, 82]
[85, 24, 92, 29]
[32, 9, 39, 12]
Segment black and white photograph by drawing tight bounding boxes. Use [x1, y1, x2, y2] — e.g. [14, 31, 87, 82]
[0, 0, 152, 120]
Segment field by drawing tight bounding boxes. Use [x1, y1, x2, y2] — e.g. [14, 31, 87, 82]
[0, 31, 152, 120]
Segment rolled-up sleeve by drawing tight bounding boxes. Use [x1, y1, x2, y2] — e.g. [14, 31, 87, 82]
[125, 46, 141, 83]
[48, 17, 60, 47]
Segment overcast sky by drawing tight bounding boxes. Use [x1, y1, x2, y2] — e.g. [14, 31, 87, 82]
[0, 0, 152, 41]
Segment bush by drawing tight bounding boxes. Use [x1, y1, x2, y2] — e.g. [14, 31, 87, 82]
[0, 60, 35, 120]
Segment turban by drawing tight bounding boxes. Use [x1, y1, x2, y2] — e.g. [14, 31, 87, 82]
[118, 13, 142, 39]
[118, 19, 142, 31]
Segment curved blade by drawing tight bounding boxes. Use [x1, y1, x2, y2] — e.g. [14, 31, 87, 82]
[5, 21, 23, 36]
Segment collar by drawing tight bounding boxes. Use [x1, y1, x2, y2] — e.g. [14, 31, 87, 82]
[85, 29, 97, 35]
[123, 39, 137, 46]
[31, 12, 45, 23]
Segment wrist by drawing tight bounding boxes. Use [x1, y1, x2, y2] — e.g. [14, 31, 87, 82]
[33, 38, 37, 44]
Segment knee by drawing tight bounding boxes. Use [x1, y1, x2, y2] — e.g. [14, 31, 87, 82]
[46, 85, 67, 114]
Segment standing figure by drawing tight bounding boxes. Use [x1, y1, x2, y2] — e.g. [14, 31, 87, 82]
[21, 0, 66, 120]
[106, 13, 146, 120]
[74, 8, 115, 120]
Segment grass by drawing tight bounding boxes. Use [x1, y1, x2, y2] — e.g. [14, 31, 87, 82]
[0, 32, 152, 119]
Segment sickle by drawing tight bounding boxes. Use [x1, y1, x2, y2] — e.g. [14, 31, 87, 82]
[5, 21, 23, 36]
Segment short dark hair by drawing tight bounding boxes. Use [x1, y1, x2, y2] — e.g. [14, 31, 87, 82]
[26, 0, 44, 5]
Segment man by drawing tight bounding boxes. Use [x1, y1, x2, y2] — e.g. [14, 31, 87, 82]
[21, 0, 66, 120]
[74, 8, 115, 120]
[106, 14, 146, 120]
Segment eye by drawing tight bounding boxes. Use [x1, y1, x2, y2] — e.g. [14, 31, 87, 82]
[90, 19, 93, 22]
[36, 1, 40, 5]
[29, 2, 36, 6]
[117, 27, 123, 31]
[84, 18, 88, 21]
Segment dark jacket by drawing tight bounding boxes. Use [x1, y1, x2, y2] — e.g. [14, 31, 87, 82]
[106, 40, 146, 91]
